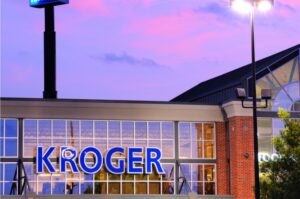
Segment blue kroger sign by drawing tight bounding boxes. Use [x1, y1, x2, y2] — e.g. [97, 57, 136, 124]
[36, 146, 165, 175]
[30, 0, 69, 8]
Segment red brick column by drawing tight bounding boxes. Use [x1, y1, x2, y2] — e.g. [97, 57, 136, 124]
[216, 122, 229, 195]
[229, 116, 255, 199]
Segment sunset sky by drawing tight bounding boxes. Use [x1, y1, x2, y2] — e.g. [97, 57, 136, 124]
[1, 0, 300, 101]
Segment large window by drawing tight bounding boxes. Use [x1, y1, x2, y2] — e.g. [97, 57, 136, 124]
[1, 119, 216, 196]
[179, 122, 215, 159]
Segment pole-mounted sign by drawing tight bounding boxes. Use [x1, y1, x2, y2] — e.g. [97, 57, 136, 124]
[30, 0, 69, 8]
[30, 0, 69, 99]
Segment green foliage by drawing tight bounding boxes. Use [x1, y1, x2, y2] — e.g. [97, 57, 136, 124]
[260, 108, 300, 199]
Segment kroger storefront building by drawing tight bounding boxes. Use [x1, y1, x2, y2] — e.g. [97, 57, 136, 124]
[0, 41, 299, 199]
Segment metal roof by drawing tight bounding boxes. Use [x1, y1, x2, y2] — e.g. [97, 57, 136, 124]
[171, 44, 300, 104]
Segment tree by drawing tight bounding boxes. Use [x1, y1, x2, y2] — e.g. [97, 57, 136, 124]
[260, 108, 300, 199]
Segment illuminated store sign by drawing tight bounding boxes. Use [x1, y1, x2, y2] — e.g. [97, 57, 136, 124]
[36, 146, 165, 175]
[30, 0, 69, 8]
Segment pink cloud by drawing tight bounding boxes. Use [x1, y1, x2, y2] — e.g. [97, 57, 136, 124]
[68, 0, 108, 16]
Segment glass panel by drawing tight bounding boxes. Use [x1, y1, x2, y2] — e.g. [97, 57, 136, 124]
[4, 182, 16, 195]
[5, 163, 17, 181]
[52, 182, 65, 194]
[24, 120, 37, 138]
[148, 122, 160, 139]
[135, 140, 147, 148]
[0, 120, 4, 137]
[38, 182, 51, 195]
[204, 141, 214, 158]
[162, 122, 174, 139]
[192, 141, 202, 159]
[5, 139, 17, 156]
[67, 120, 80, 138]
[95, 121, 107, 138]
[81, 182, 93, 194]
[204, 182, 215, 195]
[81, 121, 93, 138]
[122, 182, 134, 194]
[108, 182, 120, 194]
[149, 182, 160, 194]
[95, 168, 107, 181]
[38, 120, 51, 138]
[122, 140, 134, 149]
[204, 123, 214, 140]
[5, 119, 17, 137]
[122, 121, 134, 139]
[192, 164, 203, 181]
[53, 120, 66, 139]
[108, 172, 120, 181]
[148, 140, 161, 149]
[135, 122, 147, 139]
[24, 139, 37, 157]
[191, 123, 202, 141]
[192, 181, 203, 195]
[108, 121, 120, 139]
[179, 164, 191, 182]
[24, 163, 36, 182]
[0, 164, 3, 181]
[179, 123, 190, 140]
[136, 173, 147, 181]
[162, 182, 174, 194]
[135, 182, 147, 194]
[66, 182, 79, 194]
[162, 140, 174, 158]
[162, 164, 174, 181]
[95, 139, 107, 153]
[258, 136, 273, 154]
[204, 165, 215, 181]
[180, 141, 191, 158]
[94, 182, 106, 194]
[0, 139, 3, 157]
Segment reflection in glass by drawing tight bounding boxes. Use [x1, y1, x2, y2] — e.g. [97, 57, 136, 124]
[81, 121, 93, 138]
[135, 122, 147, 139]
[192, 182, 203, 195]
[95, 121, 107, 138]
[180, 141, 191, 158]
[179, 123, 190, 140]
[24, 120, 37, 138]
[53, 120, 66, 139]
[192, 141, 202, 159]
[162, 122, 174, 139]
[94, 182, 106, 194]
[122, 121, 134, 139]
[5, 120, 17, 137]
[81, 182, 93, 194]
[204, 123, 214, 140]
[5, 139, 17, 156]
[38, 120, 51, 138]
[148, 122, 160, 139]
[191, 123, 202, 141]
[162, 140, 174, 158]
[108, 121, 120, 139]
[67, 121, 80, 138]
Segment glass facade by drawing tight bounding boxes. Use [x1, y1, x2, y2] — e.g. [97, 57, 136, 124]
[257, 55, 300, 159]
[0, 119, 216, 196]
[256, 56, 300, 111]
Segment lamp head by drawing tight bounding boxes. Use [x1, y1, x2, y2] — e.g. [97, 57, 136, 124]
[257, 0, 274, 12]
[235, 88, 247, 100]
[30, 0, 69, 8]
[230, 0, 274, 13]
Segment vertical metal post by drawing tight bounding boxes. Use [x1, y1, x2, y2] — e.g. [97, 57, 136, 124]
[250, 10, 260, 199]
[174, 121, 179, 194]
[43, 6, 57, 99]
[17, 118, 23, 195]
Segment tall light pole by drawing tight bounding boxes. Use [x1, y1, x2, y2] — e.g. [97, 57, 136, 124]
[30, 0, 69, 99]
[229, 0, 274, 199]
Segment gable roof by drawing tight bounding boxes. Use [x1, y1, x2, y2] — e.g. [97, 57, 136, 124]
[171, 44, 300, 104]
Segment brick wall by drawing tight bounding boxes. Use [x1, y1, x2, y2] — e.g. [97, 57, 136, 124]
[228, 116, 255, 199]
[216, 122, 229, 195]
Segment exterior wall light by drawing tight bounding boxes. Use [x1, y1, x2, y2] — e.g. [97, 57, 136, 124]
[235, 88, 272, 108]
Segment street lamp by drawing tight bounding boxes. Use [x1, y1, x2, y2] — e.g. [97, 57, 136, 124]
[229, 1, 274, 199]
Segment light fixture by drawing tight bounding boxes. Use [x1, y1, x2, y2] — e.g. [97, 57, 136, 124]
[257, 0, 274, 12]
[230, 0, 253, 14]
[261, 89, 272, 100]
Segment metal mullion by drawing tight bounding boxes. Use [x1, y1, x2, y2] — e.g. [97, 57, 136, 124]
[3, 120, 5, 158]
